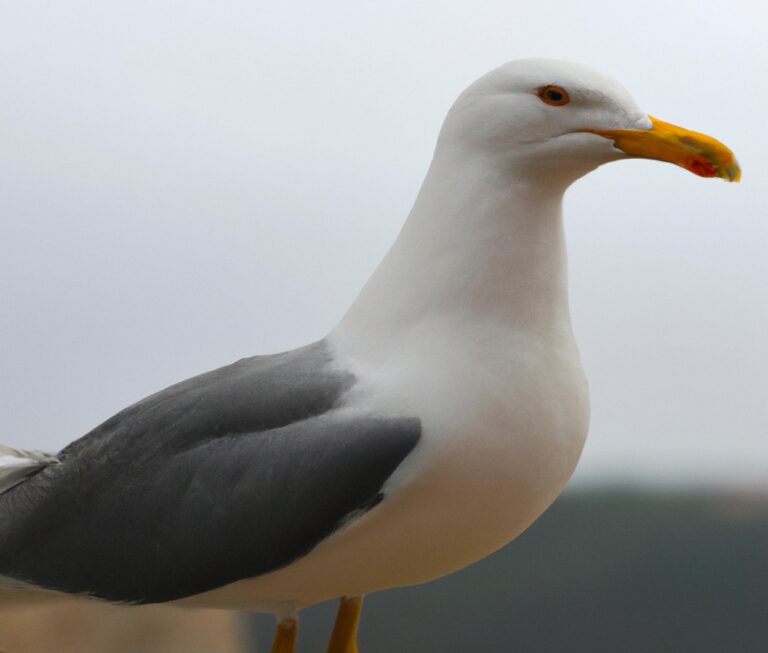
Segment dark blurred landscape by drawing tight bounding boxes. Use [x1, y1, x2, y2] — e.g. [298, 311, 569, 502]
[246, 487, 768, 652]
[3, 487, 766, 652]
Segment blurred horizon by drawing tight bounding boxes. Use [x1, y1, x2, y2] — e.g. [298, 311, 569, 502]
[3, 485, 766, 652]
[246, 486, 768, 653]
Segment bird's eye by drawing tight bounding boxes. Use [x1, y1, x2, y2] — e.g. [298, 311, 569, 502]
[538, 85, 570, 107]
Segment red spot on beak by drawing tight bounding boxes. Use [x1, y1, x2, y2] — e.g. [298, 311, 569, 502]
[686, 159, 717, 178]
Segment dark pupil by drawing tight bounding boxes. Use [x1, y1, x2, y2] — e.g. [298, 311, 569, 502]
[547, 89, 563, 101]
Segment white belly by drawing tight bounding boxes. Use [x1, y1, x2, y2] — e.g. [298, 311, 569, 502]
[179, 329, 590, 615]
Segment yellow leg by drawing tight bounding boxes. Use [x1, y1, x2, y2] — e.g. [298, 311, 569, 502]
[326, 595, 364, 653]
[270, 614, 297, 653]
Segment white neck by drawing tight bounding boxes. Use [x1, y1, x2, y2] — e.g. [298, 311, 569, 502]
[333, 142, 575, 347]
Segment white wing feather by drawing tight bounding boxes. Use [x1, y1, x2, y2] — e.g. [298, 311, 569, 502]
[0, 445, 58, 494]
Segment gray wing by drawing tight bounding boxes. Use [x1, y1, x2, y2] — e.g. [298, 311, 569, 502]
[0, 341, 421, 603]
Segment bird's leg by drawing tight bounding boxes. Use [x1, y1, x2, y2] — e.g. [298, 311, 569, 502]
[326, 595, 364, 653]
[270, 613, 298, 653]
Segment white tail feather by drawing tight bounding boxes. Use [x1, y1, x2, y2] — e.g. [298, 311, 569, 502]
[0, 445, 58, 494]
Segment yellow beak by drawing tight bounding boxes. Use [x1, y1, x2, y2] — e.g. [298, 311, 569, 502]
[587, 116, 741, 182]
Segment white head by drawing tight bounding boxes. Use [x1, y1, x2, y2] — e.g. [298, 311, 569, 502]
[438, 58, 739, 187]
[334, 58, 739, 347]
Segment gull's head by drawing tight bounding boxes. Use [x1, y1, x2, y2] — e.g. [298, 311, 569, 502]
[441, 58, 740, 185]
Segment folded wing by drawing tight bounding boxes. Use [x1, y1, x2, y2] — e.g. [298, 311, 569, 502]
[0, 341, 420, 603]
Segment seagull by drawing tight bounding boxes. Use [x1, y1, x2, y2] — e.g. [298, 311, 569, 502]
[0, 59, 739, 652]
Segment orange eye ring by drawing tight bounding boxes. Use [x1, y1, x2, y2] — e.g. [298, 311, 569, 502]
[538, 85, 570, 107]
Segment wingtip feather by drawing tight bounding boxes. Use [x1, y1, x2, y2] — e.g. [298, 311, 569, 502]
[0, 445, 58, 494]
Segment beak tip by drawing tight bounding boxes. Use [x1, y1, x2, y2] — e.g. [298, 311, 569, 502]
[725, 165, 742, 183]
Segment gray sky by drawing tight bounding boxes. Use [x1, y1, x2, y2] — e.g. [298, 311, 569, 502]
[1, 1, 766, 488]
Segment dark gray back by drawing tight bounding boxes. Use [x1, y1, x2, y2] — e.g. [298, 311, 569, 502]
[0, 341, 421, 603]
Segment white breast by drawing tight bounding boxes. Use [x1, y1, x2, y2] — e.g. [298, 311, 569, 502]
[325, 316, 590, 591]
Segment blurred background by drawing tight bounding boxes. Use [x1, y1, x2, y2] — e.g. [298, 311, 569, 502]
[1, 0, 766, 651]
